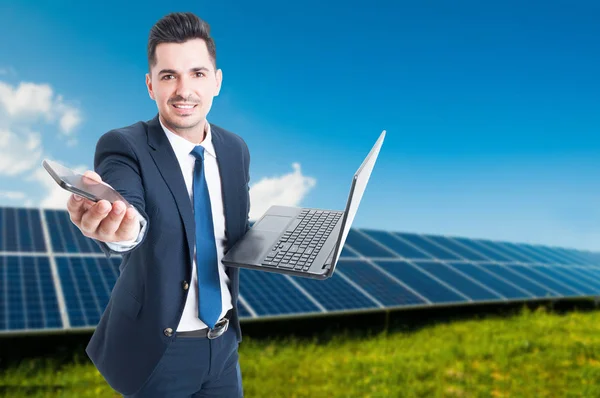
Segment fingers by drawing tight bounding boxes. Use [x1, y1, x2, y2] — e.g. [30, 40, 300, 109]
[80, 201, 139, 242]
[67, 193, 97, 225]
[113, 206, 140, 241]
[79, 200, 113, 237]
[82, 170, 103, 183]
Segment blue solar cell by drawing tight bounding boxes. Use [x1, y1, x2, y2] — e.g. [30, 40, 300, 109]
[10, 209, 46, 252]
[0, 259, 4, 330]
[474, 241, 524, 262]
[507, 265, 581, 297]
[493, 242, 540, 263]
[345, 229, 397, 258]
[374, 260, 467, 304]
[415, 261, 503, 301]
[56, 257, 88, 327]
[83, 257, 113, 311]
[527, 245, 573, 265]
[361, 229, 433, 260]
[424, 236, 489, 261]
[0, 208, 3, 252]
[340, 245, 358, 258]
[394, 233, 462, 261]
[239, 268, 321, 316]
[552, 248, 595, 266]
[4, 208, 18, 252]
[6, 256, 24, 330]
[46, 210, 102, 254]
[572, 267, 600, 288]
[337, 260, 426, 306]
[29, 210, 46, 252]
[565, 268, 600, 291]
[237, 301, 252, 318]
[478, 263, 558, 298]
[0, 256, 61, 331]
[543, 267, 599, 296]
[449, 262, 532, 299]
[452, 238, 513, 262]
[294, 271, 379, 312]
[45, 210, 66, 253]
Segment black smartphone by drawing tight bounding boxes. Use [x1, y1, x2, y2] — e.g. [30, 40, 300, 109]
[42, 159, 130, 205]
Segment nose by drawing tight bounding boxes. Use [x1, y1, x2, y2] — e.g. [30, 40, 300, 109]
[174, 75, 193, 100]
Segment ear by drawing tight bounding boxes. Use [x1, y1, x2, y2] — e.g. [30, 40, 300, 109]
[215, 68, 223, 97]
[146, 73, 155, 100]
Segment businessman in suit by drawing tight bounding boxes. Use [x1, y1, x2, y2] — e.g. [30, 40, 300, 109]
[66, 12, 249, 397]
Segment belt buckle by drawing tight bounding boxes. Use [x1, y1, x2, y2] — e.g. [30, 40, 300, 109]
[207, 318, 229, 340]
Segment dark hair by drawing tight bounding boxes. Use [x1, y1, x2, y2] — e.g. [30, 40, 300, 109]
[147, 12, 217, 70]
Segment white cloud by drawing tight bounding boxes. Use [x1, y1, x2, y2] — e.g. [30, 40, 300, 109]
[0, 129, 43, 176]
[0, 81, 53, 117]
[0, 77, 85, 208]
[28, 162, 89, 209]
[0, 81, 83, 135]
[59, 106, 82, 135]
[248, 162, 316, 221]
[0, 191, 26, 200]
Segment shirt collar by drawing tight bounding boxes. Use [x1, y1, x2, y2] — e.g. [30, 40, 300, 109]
[159, 117, 217, 159]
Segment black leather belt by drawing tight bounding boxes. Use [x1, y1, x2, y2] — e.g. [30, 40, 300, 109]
[176, 309, 233, 339]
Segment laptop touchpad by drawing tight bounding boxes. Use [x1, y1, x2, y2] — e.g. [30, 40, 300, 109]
[256, 215, 292, 232]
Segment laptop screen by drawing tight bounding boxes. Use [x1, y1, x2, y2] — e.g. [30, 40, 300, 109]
[332, 131, 385, 266]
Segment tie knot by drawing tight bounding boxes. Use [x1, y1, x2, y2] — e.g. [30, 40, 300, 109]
[190, 145, 205, 161]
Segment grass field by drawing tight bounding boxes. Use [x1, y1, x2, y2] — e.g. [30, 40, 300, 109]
[2, 306, 600, 397]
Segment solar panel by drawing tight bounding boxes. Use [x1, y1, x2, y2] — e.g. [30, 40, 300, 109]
[476, 263, 559, 297]
[0, 208, 46, 252]
[239, 269, 322, 316]
[361, 229, 433, 260]
[1, 205, 600, 336]
[448, 262, 532, 299]
[293, 272, 380, 312]
[0, 255, 62, 331]
[44, 209, 102, 254]
[56, 256, 119, 327]
[344, 229, 396, 258]
[336, 260, 427, 307]
[374, 260, 469, 304]
[395, 233, 463, 261]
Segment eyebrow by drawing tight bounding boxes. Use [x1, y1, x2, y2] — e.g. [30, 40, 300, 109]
[158, 67, 211, 75]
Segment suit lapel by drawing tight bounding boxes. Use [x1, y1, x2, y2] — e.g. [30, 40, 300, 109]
[146, 115, 196, 268]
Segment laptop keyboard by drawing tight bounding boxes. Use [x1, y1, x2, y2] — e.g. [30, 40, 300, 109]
[261, 209, 343, 271]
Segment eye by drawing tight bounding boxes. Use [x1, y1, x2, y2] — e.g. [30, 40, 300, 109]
[196, 72, 205, 77]
[161, 74, 174, 80]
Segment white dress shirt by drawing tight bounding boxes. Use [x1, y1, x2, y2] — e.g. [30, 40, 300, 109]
[105, 119, 233, 332]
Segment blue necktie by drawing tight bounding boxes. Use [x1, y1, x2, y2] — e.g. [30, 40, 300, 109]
[190, 146, 221, 328]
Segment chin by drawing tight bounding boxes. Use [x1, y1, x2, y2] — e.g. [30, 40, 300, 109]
[165, 113, 204, 130]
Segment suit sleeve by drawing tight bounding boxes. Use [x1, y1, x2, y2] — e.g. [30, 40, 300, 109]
[93, 130, 150, 258]
[244, 141, 251, 234]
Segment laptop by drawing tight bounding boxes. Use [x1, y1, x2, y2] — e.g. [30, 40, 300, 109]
[222, 130, 386, 279]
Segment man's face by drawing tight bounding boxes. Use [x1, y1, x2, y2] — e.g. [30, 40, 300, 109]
[146, 38, 222, 134]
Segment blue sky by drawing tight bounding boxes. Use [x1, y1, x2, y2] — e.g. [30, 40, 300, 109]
[0, 1, 599, 251]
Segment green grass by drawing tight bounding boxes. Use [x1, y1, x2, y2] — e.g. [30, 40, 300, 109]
[2, 306, 600, 397]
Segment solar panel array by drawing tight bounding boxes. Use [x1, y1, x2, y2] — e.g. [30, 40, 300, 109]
[1, 206, 600, 335]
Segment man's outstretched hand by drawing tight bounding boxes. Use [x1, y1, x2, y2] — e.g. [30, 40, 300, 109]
[66, 171, 140, 243]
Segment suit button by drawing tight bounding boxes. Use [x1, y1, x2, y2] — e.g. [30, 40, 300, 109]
[164, 327, 173, 337]
[182, 281, 189, 290]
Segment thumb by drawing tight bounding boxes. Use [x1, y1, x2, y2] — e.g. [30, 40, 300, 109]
[82, 170, 103, 183]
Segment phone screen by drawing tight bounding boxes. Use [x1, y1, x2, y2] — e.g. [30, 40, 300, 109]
[42, 159, 130, 205]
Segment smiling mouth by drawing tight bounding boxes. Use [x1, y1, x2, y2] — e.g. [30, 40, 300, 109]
[172, 104, 197, 109]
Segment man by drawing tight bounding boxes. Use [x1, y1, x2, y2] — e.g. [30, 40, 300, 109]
[66, 12, 249, 397]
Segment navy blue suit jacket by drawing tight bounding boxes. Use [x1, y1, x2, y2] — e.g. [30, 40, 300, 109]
[85, 114, 250, 395]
